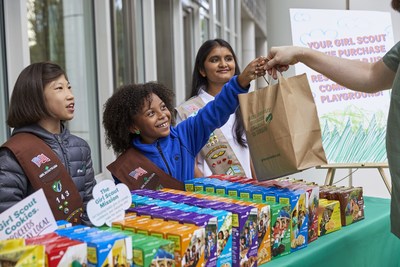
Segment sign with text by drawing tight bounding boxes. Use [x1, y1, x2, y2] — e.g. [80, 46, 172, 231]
[290, 9, 394, 163]
[0, 189, 58, 240]
[87, 179, 132, 227]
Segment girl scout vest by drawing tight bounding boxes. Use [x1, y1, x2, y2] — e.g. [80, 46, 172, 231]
[175, 95, 246, 176]
[107, 147, 184, 191]
[2, 133, 83, 225]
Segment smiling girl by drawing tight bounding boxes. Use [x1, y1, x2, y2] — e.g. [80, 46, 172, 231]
[103, 56, 265, 187]
[176, 39, 257, 178]
[0, 62, 96, 225]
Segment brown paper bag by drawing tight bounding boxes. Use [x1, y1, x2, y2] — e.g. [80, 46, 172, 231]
[239, 73, 327, 180]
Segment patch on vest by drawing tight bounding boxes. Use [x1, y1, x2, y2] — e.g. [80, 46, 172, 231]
[206, 132, 219, 147]
[39, 164, 58, 179]
[226, 165, 243, 175]
[206, 145, 228, 158]
[52, 180, 62, 192]
[183, 103, 199, 113]
[129, 167, 148, 179]
[31, 153, 51, 167]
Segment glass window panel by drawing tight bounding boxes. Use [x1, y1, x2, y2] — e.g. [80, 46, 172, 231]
[154, 0, 174, 93]
[215, 24, 221, 38]
[27, 0, 101, 174]
[200, 0, 209, 9]
[213, 0, 221, 21]
[234, 36, 238, 52]
[113, 0, 130, 87]
[0, 0, 8, 144]
[234, 0, 238, 33]
[112, 0, 144, 86]
[182, 7, 195, 100]
[226, 0, 231, 29]
[200, 8, 209, 43]
[27, 0, 65, 65]
[134, 1, 144, 83]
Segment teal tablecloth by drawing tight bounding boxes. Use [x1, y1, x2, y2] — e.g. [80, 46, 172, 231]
[261, 197, 400, 267]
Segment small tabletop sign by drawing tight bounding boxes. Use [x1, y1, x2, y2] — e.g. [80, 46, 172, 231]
[0, 189, 58, 240]
[87, 179, 132, 227]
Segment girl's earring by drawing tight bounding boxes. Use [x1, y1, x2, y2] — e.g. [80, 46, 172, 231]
[135, 130, 140, 135]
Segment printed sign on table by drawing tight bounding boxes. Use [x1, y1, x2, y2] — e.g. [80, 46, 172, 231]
[0, 189, 58, 240]
[87, 179, 132, 227]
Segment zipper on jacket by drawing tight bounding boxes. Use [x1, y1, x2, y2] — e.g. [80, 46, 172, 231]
[157, 141, 172, 176]
[56, 134, 71, 175]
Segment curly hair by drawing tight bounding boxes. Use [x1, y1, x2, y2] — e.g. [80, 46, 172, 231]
[103, 82, 175, 155]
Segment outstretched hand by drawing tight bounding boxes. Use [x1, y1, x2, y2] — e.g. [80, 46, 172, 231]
[265, 46, 303, 79]
[237, 57, 267, 88]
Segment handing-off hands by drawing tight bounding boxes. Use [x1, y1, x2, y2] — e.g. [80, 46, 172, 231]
[237, 57, 268, 88]
[264, 46, 302, 79]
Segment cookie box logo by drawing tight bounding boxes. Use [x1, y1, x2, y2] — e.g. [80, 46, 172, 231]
[31, 153, 51, 168]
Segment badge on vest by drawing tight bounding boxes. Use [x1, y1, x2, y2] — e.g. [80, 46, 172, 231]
[3, 133, 84, 225]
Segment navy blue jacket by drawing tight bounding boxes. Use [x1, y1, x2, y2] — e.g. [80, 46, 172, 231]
[0, 124, 96, 224]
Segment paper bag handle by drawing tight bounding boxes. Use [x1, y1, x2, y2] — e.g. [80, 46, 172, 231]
[260, 71, 283, 87]
[262, 75, 270, 84]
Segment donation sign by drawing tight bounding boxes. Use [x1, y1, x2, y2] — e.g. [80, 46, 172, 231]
[290, 9, 394, 163]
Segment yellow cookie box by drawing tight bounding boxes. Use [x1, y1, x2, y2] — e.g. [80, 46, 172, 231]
[318, 199, 342, 236]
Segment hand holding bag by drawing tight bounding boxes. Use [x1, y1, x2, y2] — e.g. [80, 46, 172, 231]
[239, 73, 327, 180]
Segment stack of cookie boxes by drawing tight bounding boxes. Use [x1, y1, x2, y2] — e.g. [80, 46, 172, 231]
[102, 227, 175, 267]
[318, 185, 364, 235]
[0, 232, 86, 267]
[185, 177, 294, 261]
[206, 176, 321, 245]
[184, 176, 315, 261]
[190, 176, 365, 251]
[1, 221, 175, 267]
[129, 188, 258, 267]
[181, 187, 276, 262]
[124, 192, 208, 267]
[55, 224, 133, 266]
[126, 189, 231, 267]
[163, 188, 270, 266]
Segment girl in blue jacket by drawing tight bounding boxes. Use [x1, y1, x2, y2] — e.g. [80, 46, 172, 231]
[103, 57, 266, 183]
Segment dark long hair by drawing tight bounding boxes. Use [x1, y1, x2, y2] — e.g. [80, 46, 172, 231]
[190, 39, 247, 147]
[7, 62, 67, 128]
[392, 0, 400, 11]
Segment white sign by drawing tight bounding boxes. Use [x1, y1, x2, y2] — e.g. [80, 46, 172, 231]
[290, 9, 394, 163]
[0, 189, 58, 240]
[87, 179, 132, 227]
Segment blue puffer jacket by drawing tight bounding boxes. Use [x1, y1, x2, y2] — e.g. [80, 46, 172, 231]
[0, 123, 96, 225]
[132, 76, 249, 182]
